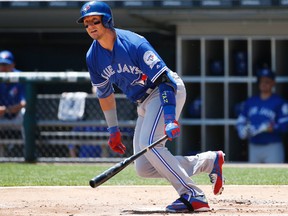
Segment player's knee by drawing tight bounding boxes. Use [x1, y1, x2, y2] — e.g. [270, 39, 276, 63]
[134, 162, 146, 177]
[134, 162, 151, 178]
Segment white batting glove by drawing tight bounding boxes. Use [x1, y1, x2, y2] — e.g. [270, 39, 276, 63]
[237, 125, 249, 139]
[252, 122, 272, 136]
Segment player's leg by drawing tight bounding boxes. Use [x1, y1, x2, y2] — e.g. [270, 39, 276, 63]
[134, 78, 188, 179]
[139, 82, 210, 212]
[175, 151, 225, 195]
[175, 152, 216, 176]
[134, 106, 221, 180]
[249, 143, 262, 163]
[133, 112, 162, 178]
[263, 142, 284, 163]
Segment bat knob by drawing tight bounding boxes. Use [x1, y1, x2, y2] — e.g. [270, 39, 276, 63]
[89, 179, 96, 188]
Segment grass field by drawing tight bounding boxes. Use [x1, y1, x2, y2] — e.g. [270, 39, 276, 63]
[0, 163, 287, 186]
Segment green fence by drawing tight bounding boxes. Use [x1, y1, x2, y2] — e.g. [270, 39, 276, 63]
[0, 72, 136, 162]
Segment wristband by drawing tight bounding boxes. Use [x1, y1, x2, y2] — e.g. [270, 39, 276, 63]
[107, 126, 119, 134]
[159, 82, 176, 122]
[159, 84, 176, 106]
[163, 105, 175, 123]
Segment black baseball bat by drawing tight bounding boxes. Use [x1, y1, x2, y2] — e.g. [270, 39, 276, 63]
[89, 135, 168, 188]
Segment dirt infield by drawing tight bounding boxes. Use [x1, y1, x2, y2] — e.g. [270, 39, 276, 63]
[0, 185, 288, 216]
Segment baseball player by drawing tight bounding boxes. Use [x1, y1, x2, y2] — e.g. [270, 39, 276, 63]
[0, 50, 25, 119]
[77, 1, 224, 213]
[0, 50, 26, 156]
[236, 68, 288, 163]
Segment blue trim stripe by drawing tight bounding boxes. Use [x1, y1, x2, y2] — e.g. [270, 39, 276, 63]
[149, 106, 196, 196]
[148, 106, 162, 145]
[151, 66, 168, 83]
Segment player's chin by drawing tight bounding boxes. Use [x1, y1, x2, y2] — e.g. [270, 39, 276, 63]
[88, 32, 99, 39]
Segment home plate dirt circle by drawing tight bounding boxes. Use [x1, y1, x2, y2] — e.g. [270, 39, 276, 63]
[0, 185, 288, 216]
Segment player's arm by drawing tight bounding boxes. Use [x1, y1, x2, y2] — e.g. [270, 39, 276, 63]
[87, 57, 126, 154]
[155, 71, 180, 140]
[272, 102, 288, 133]
[236, 106, 259, 139]
[251, 102, 288, 135]
[236, 114, 250, 139]
[235, 100, 254, 139]
[99, 93, 126, 154]
[5, 100, 26, 115]
[4, 84, 26, 116]
[136, 42, 179, 139]
[0, 106, 5, 117]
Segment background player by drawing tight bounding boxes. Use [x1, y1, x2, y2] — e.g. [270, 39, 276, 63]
[236, 68, 288, 163]
[0, 50, 26, 156]
[77, 1, 224, 213]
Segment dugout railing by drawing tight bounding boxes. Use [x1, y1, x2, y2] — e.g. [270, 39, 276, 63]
[0, 72, 136, 162]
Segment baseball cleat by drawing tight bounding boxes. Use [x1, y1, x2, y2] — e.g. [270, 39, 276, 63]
[209, 150, 225, 195]
[166, 194, 210, 213]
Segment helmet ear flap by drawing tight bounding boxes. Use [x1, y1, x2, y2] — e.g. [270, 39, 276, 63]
[102, 15, 113, 28]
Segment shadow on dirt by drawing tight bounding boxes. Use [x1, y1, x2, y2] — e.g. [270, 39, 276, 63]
[122, 210, 169, 215]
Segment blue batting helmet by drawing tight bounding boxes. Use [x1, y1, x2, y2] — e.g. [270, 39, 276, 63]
[77, 1, 114, 28]
[0, 50, 14, 65]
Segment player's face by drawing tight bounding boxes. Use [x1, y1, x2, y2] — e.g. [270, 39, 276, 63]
[0, 63, 14, 72]
[259, 77, 275, 93]
[83, 15, 107, 40]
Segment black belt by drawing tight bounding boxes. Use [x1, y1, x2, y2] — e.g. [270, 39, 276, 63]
[136, 87, 155, 104]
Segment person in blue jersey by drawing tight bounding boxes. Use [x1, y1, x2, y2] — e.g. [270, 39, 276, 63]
[236, 68, 288, 163]
[0, 50, 26, 156]
[77, 1, 225, 213]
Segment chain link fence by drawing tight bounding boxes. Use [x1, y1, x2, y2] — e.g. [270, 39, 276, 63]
[0, 93, 137, 162]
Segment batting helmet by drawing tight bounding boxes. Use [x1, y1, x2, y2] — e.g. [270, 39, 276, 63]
[77, 1, 114, 29]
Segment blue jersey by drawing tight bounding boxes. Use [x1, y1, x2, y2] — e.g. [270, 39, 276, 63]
[0, 69, 25, 118]
[237, 93, 288, 144]
[86, 28, 168, 102]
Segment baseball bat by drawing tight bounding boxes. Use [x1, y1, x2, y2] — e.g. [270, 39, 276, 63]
[89, 135, 168, 188]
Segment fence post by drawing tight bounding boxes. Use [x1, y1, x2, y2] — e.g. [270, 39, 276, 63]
[24, 82, 37, 162]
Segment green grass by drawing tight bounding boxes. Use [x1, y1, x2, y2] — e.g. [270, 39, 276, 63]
[0, 163, 287, 186]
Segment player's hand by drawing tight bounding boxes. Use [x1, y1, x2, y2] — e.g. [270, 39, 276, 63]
[108, 126, 126, 154]
[0, 106, 5, 117]
[165, 120, 180, 141]
[237, 125, 249, 139]
[257, 122, 273, 133]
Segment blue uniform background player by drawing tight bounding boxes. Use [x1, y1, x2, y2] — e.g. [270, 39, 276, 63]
[77, 1, 225, 213]
[0, 50, 26, 156]
[236, 68, 288, 163]
[0, 50, 26, 120]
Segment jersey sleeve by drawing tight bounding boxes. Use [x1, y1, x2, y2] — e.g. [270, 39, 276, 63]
[236, 100, 250, 139]
[136, 42, 168, 83]
[86, 45, 114, 98]
[86, 50, 114, 99]
[274, 100, 288, 133]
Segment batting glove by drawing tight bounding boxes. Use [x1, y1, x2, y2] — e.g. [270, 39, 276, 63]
[165, 120, 180, 141]
[257, 122, 273, 133]
[108, 126, 126, 154]
[237, 125, 249, 139]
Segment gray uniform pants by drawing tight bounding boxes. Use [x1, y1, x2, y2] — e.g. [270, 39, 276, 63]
[133, 72, 216, 196]
[249, 142, 284, 163]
